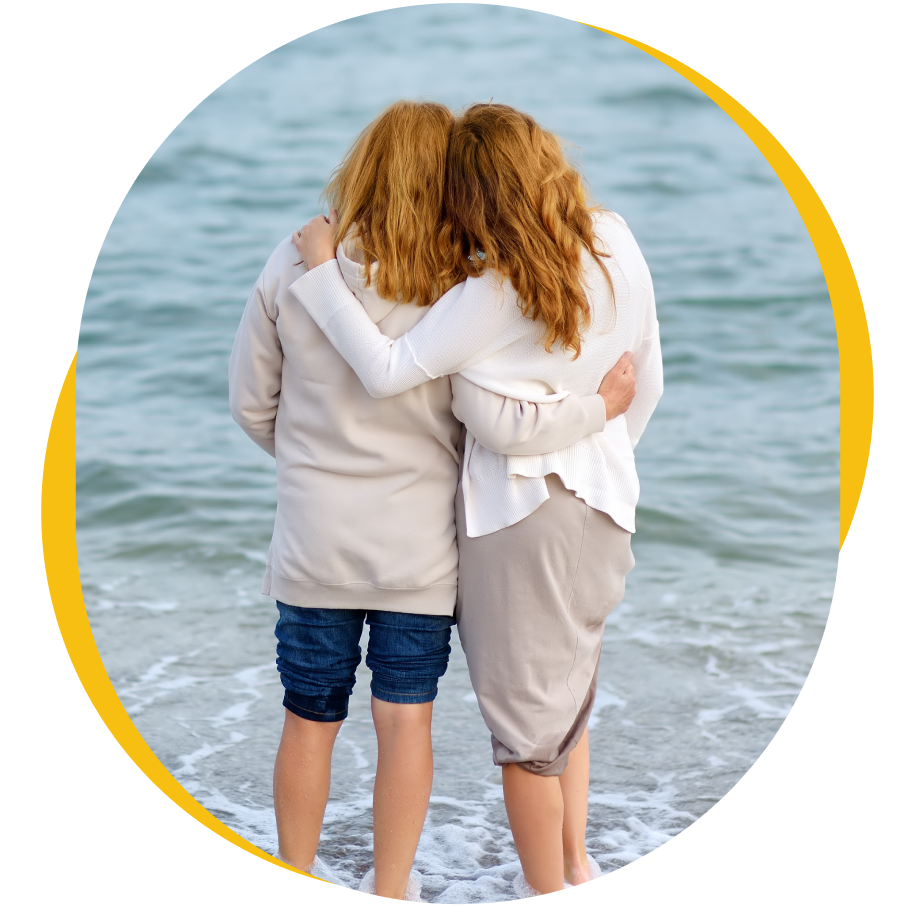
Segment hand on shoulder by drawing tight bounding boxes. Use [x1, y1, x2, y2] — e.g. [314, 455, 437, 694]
[293, 209, 339, 270]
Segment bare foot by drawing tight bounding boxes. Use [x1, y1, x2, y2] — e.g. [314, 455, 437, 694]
[564, 852, 600, 886]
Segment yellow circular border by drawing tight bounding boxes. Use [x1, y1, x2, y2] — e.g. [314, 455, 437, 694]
[42, 26, 871, 881]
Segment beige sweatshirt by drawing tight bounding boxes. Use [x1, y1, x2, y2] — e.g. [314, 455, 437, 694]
[229, 236, 606, 615]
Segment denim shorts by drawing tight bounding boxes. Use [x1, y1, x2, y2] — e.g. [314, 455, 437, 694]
[274, 602, 455, 722]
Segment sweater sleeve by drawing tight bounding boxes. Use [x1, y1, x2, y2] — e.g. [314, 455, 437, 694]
[450, 374, 606, 456]
[624, 268, 664, 448]
[228, 272, 282, 457]
[289, 259, 523, 398]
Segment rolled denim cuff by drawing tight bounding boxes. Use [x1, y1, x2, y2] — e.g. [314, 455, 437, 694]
[369, 676, 439, 704]
[282, 688, 349, 722]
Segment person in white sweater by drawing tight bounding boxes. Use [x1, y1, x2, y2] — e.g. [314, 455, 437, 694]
[229, 101, 635, 899]
[293, 103, 663, 896]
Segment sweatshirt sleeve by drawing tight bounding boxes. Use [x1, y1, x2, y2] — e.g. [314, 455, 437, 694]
[289, 259, 523, 398]
[228, 272, 282, 457]
[450, 374, 606, 456]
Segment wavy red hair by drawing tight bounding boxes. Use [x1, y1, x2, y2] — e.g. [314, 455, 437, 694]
[323, 100, 454, 307]
[439, 103, 612, 357]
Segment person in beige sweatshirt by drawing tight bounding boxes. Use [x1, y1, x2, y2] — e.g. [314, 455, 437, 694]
[228, 101, 633, 900]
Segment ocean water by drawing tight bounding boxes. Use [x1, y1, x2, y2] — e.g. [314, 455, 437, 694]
[74, 5, 839, 901]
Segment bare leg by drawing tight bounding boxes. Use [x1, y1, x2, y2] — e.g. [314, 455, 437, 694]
[502, 764, 566, 894]
[559, 729, 592, 885]
[371, 697, 435, 899]
[273, 709, 342, 872]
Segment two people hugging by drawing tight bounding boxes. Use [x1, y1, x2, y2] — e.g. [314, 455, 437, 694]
[229, 100, 662, 900]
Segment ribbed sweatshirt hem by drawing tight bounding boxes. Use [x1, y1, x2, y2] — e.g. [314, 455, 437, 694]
[262, 566, 458, 616]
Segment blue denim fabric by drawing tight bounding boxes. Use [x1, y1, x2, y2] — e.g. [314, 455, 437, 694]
[274, 602, 455, 722]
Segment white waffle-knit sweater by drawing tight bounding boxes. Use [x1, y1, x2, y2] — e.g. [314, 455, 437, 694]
[290, 212, 663, 537]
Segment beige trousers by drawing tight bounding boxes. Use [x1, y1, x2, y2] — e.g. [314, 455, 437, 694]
[456, 472, 634, 776]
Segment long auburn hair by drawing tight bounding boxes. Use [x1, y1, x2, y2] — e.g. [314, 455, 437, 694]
[440, 103, 612, 357]
[323, 100, 453, 307]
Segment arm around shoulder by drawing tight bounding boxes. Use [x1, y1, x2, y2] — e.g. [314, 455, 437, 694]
[290, 263, 522, 398]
